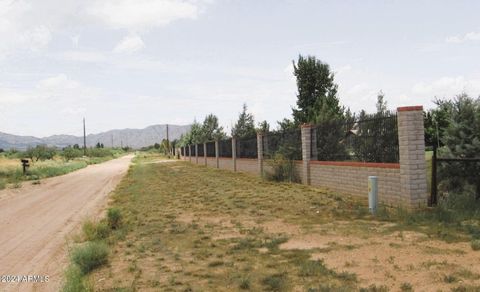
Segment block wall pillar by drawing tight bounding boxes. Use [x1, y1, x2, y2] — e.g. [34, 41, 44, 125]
[301, 124, 313, 185]
[397, 106, 428, 208]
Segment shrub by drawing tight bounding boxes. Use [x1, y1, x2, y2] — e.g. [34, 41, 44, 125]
[62, 147, 83, 161]
[107, 208, 122, 229]
[265, 153, 299, 183]
[71, 241, 109, 274]
[262, 273, 287, 291]
[471, 240, 480, 251]
[82, 220, 110, 241]
[0, 179, 5, 190]
[62, 265, 93, 292]
[239, 277, 251, 290]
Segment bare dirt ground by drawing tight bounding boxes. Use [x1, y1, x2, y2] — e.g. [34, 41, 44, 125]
[0, 154, 133, 292]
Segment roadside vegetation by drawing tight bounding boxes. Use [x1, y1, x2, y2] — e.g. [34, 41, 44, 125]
[0, 145, 128, 190]
[76, 154, 480, 291]
[63, 206, 126, 292]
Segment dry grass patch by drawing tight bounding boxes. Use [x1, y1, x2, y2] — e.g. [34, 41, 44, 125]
[88, 156, 480, 291]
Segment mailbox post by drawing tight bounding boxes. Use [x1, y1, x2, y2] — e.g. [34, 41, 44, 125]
[21, 159, 30, 175]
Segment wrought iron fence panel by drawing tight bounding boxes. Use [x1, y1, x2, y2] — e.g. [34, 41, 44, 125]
[236, 136, 258, 158]
[219, 138, 232, 158]
[312, 112, 399, 163]
[206, 142, 216, 157]
[263, 128, 302, 160]
[197, 144, 204, 157]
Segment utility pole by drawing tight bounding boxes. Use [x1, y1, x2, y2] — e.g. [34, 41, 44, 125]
[166, 124, 170, 155]
[83, 118, 87, 156]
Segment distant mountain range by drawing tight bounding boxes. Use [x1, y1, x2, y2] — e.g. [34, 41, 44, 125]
[0, 124, 191, 150]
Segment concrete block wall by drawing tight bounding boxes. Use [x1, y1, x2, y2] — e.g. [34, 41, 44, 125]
[218, 158, 233, 171]
[310, 162, 401, 205]
[236, 159, 259, 175]
[178, 105, 427, 208]
[206, 157, 216, 167]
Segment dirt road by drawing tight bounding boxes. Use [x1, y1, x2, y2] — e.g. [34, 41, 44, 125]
[0, 155, 133, 292]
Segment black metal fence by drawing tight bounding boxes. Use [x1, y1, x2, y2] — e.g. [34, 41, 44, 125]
[185, 146, 190, 156]
[236, 135, 258, 158]
[219, 138, 232, 158]
[312, 112, 399, 163]
[262, 129, 302, 160]
[429, 145, 480, 206]
[197, 143, 204, 157]
[190, 145, 196, 156]
[206, 142, 216, 157]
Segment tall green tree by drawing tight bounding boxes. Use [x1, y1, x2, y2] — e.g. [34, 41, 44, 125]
[202, 114, 226, 141]
[439, 93, 480, 199]
[231, 103, 256, 138]
[424, 98, 451, 147]
[351, 92, 398, 162]
[292, 55, 343, 125]
[257, 120, 270, 134]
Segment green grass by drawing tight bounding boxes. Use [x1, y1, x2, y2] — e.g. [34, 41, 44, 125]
[107, 207, 122, 229]
[71, 241, 109, 274]
[0, 151, 127, 189]
[62, 265, 93, 292]
[82, 220, 111, 241]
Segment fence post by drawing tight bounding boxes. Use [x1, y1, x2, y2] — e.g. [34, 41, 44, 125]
[195, 144, 198, 164]
[397, 106, 428, 208]
[189, 145, 192, 162]
[431, 145, 437, 206]
[311, 127, 318, 160]
[257, 132, 264, 177]
[204, 142, 207, 166]
[232, 137, 237, 172]
[301, 124, 313, 185]
[215, 140, 219, 168]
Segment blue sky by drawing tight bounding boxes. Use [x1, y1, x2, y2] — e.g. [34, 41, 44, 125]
[0, 0, 479, 137]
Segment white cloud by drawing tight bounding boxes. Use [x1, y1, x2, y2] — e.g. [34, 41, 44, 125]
[114, 34, 145, 53]
[61, 106, 86, 115]
[412, 76, 480, 98]
[446, 31, 480, 43]
[18, 25, 52, 51]
[37, 74, 80, 90]
[59, 50, 107, 63]
[87, 0, 202, 31]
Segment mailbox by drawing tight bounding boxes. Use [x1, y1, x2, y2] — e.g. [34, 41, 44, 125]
[21, 159, 30, 175]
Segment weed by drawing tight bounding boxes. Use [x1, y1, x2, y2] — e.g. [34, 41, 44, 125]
[107, 208, 122, 229]
[299, 260, 331, 277]
[208, 260, 224, 267]
[264, 236, 289, 250]
[71, 241, 109, 274]
[239, 276, 251, 290]
[359, 284, 389, 292]
[471, 240, 480, 251]
[62, 264, 93, 292]
[262, 273, 288, 291]
[400, 282, 413, 291]
[444, 274, 458, 283]
[82, 220, 110, 241]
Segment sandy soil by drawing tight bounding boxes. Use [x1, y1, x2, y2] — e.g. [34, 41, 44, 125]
[0, 155, 133, 292]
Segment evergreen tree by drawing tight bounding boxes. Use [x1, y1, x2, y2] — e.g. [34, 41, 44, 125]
[292, 55, 343, 125]
[257, 120, 270, 134]
[231, 103, 256, 138]
[202, 114, 226, 141]
[439, 93, 480, 199]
